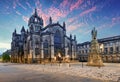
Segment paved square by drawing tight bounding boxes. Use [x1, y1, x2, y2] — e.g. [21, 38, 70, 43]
[0, 63, 119, 82]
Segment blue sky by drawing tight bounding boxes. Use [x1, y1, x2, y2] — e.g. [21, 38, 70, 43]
[0, 0, 120, 54]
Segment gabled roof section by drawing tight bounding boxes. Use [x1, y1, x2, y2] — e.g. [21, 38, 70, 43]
[42, 23, 65, 31]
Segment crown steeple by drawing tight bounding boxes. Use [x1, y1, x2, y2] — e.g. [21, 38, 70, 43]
[34, 8, 38, 16]
[49, 16, 52, 24]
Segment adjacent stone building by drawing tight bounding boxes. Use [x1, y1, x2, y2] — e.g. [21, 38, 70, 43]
[11, 9, 77, 63]
[77, 35, 120, 63]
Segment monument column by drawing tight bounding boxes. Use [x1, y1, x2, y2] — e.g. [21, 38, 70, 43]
[87, 27, 104, 66]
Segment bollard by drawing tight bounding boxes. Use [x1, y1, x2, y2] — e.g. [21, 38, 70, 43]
[69, 63, 71, 67]
[117, 77, 120, 82]
[82, 62, 83, 68]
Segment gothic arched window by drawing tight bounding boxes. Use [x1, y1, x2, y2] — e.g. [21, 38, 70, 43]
[54, 30, 62, 54]
[54, 30, 61, 44]
[43, 40, 49, 58]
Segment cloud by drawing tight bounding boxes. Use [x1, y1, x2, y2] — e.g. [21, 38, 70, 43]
[60, 0, 71, 8]
[112, 17, 120, 24]
[60, 0, 69, 7]
[70, 0, 83, 11]
[48, 7, 68, 20]
[15, 10, 22, 15]
[22, 16, 29, 23]
[0, 42, 10, 49]
[68, 16, 78, 23]
[98, 17, 120, 31]
[33, 0, 68, 26]
[17, 1, 27, 10]
[67, 22, 85, 32]
[26, 2, 32, 9]
[13, 1, 17, 9]
[80, 6, 96, 16]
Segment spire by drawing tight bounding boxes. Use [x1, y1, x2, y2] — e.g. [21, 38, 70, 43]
[34, 8, 38, 16]
[63, 21, 66, 30]
[14, 29, 16, 33]
[70, 34, 72, 39]
[49, 16, 52, 24]
[21, 26, 25, 32]
[74, 35, 76, 40]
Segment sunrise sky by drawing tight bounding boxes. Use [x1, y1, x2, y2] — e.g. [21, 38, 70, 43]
[0, 0, 120, 54]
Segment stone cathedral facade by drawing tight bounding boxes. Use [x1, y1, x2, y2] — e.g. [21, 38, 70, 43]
[11, 9, 77, 63]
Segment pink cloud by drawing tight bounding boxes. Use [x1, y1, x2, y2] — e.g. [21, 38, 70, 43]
[80, 6, 96, 16]
[70, 0, 83, 11]
[22, 16, 29, 23]
[48, 7, 68, 21]
[60, 0, 70, 8]
[98, 17, 120, 31]
[112, 17, 120, 24]
[68, 16, 78, 23]
[67, 23, 85, 32]
[67, 26, 78, 32]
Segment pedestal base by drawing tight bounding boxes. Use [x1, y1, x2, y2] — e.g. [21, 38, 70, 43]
[87, 55, 104, 66]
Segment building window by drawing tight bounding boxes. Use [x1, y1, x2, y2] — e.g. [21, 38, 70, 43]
[35, 48, 39, 55]
[54, 30, 62, 54]
[104, 48, 108, 54]
[110, 42, 113, 46]
[82, 50, 84, 54]
[110, 47, 113, 54]
[43, 40, 49, 58]
[116, 47, 119, 53]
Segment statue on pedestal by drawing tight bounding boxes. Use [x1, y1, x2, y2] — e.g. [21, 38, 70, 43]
[87, 27, 104, 66]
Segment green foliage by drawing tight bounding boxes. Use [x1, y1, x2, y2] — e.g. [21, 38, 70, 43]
[2, 53, 10, 62]
[0, 56, 2, 62]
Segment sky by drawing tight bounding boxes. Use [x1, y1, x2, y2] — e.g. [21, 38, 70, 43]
[0, 0, 120, 54]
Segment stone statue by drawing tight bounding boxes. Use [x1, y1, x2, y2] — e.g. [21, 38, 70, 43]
[87, 27, 104, 66]
[91, 27, 97, 40]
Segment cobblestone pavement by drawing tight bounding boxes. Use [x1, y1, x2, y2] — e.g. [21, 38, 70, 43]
[0, 63, 118, 82]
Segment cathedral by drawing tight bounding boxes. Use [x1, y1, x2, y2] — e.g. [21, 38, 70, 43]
[11, 9, 77, 63]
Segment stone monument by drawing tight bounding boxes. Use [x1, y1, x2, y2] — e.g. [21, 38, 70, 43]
[87, 27, 104, 66]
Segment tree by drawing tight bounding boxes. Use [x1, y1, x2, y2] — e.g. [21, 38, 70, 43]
[2, 53, 10, 62]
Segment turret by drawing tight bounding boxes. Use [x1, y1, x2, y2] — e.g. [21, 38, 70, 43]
[34, 8, 37, 16]
[21, 26, 25, 33]
[13, 29, 16, 36]
[63, 22, 66, 31]
[49, 17, 52, 24]
[70, 34, 72, 39]
[74, 35, 76, 41]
